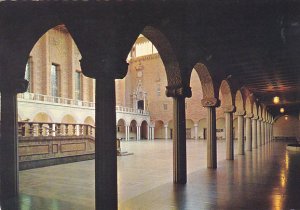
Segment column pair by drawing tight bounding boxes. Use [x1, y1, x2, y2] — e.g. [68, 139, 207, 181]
[125, 125, 130, 141]
[245, 114, 253, 151]
[257, 118, 262, 146]
[251, 116, 258, 149]
[235, 111, 245, 155]
[223, 106, 235, 160]
[201, 97, 220, 168]
[136, 125, 141, 141]
[194, 123, 198, 140]
[164, 124, 168, 140]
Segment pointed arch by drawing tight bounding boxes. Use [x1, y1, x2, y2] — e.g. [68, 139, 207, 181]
[192, 63, 217, 99]
[235, 90, 245, 113]
[219, 80, 234, 109]
[141, 26, 182, 87]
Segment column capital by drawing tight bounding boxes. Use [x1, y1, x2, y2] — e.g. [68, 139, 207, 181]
[194, 123, 198, 127]
[235, 110, 245, 116]
[222, 105, 236, 113]
[252, 116, 259, 120]
[165, 85, 192, 98]
[80, 57, 128, 79]
[164, 124, 168, 128]
[244, 113, 253, 118]
[0, 78, 28, 94]
[201, 97, 220, 107]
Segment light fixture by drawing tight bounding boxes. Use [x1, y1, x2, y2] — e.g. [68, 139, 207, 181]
[273, 96, 280, 104]
[280, 107, 285, 113]
[285, 115, 288, 120]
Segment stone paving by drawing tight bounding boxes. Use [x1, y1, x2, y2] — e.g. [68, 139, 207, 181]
[2, 140, 300, 210]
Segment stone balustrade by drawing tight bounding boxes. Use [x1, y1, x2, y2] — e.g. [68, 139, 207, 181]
[18, 121, 95, 137]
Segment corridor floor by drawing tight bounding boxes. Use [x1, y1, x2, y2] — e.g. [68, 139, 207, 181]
[2, 140, 300, 210]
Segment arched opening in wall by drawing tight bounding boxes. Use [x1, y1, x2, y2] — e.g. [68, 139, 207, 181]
[186, 119, 194, 140]
[129, 120, 137, 140]
[117, 119, 126, 139]
[233, 117, 238, 140]
[61, 114, 77, 136]
[186, 69, 206, 140]
[168, 120, 174, 139]
[216, 118, 225, 140]
[33, 112, 53, 123]
[84, 116, 95, 126]
[18, 24, 97, 205]
[141, 120, 148, 139]
[198, 118, 207, 140]
[30, 112, 53, 136]
[154, 120, 165, 139]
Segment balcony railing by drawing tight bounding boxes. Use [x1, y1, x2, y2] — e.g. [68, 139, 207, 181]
[17, 92, 149, 115]
[18, 121, 95, 138]
[18, 92, 95, 108]
[115, 106, 149, 115]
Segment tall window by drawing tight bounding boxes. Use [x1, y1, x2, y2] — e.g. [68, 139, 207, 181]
[25, 58, 32, 92]
[75, 71, 82, 100]
[51, 64, 59, 97]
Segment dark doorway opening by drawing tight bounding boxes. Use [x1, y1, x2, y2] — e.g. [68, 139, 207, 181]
[137, 100, 144, 110]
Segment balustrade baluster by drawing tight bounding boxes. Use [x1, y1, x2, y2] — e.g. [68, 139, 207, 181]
[56, 124, 61, 136]
[48, 123, 53, 136]
[65, 124, 69, 136]
[17, 123, 23, 137]
[38, 123, 43, 136]
[73, 124, 76, 136]
[28, 123, 34, 136]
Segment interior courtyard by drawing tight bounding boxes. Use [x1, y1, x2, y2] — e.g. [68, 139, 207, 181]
[0, 1, 300, 210]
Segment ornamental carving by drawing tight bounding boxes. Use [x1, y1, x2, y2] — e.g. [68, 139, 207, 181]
[201, 97, 220, 107]
[165, 86, 192, 98]
[235, 111, 245, 116]
[222, 105, 236, 113]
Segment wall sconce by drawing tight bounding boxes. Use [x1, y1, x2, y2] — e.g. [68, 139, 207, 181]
[273, 96, 280, 104]
[280, 107, 285, 113]
[284, 115, 288, 120]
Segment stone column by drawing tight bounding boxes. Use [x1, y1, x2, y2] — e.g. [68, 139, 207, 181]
[257, 119, 262, 146]
[236, 111, 245, 155]
[0, 79, 28, 199]
[164, 124, 168, 140]
[201, 98, 219, 169]
[166, 86, 191, 184]
[94, 77, 118, 209]
[271, 123, 273, 141]
[125, 125, 129, 141]
[251, 117, 258, 149]
[151, 126, 155, 140]
[224, 106, 235, 160]
[194, 123, 198, 140]
[81, 57, 127, 210]
[136, 126, 140, 141]
[147, 125, 150, 140]
[261, 120, 265, 145]
[245, 114, 253, 151]
[266, 121, 270, 143]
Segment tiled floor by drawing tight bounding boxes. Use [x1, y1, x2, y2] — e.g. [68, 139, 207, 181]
[1, 140, 300, 210]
